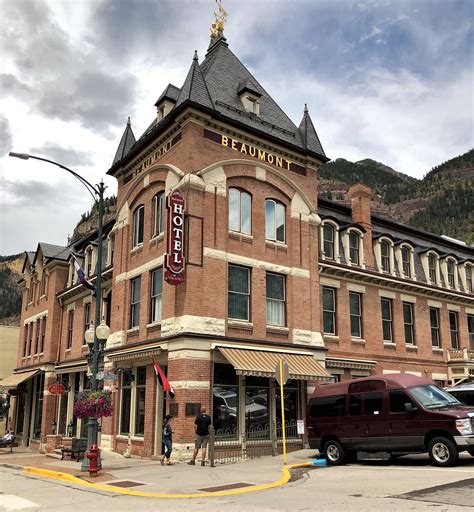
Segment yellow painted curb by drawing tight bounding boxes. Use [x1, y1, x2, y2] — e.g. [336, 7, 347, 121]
[22, 461, 313, 499]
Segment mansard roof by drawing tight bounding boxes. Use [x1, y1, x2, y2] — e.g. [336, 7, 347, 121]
[112, 118, 136, 166]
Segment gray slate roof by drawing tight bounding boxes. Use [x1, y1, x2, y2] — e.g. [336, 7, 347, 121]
[298, 104, 326, 157]
[175, 51, 214, 110]
[155, 84, 181, 106]
[112, 118, 136, 166]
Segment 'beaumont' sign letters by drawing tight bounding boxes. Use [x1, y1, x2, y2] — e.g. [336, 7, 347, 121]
[165, 189, 186, 285]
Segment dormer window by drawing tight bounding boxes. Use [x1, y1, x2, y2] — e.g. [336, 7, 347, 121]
[381, 241, 390, 272]
[323, 224, 335, 260]
[395, 243, 415, 280]
[465, 264, 473, 293]
[238, 80, 262, 117]
[349, 232, 360, 266]
[401, 246, 411, 278]
[447, 259, 455, 288]
[428, 254, 437, 284]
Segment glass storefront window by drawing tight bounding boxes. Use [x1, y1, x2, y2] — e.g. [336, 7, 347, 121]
[245, 376, 270, 439]
[134, 366, 147, 436]
[32, 373, 45, 439]
[275, 380, 298, 438]
[120, 371, 133, 435]
[213, 363, 238, 436]
[58, 374, 70, 436]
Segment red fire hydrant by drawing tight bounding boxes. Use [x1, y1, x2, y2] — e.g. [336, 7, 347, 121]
[86, 444, 101, 477]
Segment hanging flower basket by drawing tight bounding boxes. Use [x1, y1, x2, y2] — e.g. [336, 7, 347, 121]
[73, 390, 113, 419]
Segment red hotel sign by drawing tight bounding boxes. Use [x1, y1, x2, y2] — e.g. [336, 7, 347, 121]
[48, 383, 66, 395]
[165, 189, 186, 285]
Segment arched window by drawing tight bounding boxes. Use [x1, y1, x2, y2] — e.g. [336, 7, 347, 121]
[381, 240, 390, 272]
[323, 223, 335, 260]
[229, 188, 251, 235]
[265, 199, 285, 243]
[349, 231, 360, 265]
[401, 246, 411, 278]
[447, 259, 456, 288]
[428, 253, 437, 284]
[132, 205, 144, 248]
[466, 264, 473, 293]
[152, 192, 166, 238]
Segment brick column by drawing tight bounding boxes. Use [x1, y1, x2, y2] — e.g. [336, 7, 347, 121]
[348, 184, 374, 268]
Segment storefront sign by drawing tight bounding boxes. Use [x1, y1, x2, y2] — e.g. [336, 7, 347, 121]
[165, 189, 186, 285]
[203, 129, 306, 175]
[97, 371, 118, 381]
[48, 383, 66, 395]
[297, 419, 305, 435]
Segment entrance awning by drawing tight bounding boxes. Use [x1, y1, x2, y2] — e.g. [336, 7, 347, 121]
[218, 347, 331, 381]
[0, 369, 40, 388]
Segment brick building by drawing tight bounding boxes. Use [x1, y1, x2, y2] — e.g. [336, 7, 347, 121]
[3, 28, 473, 458]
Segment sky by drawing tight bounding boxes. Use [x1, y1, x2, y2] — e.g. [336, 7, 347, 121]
[1, 0, 473, 255]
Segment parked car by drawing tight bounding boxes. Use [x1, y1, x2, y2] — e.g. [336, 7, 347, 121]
[307, 374, 474, 467]
[445, 383, 474, 406]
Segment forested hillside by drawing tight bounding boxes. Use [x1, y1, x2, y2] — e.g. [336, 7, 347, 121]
[0, 255, 23, 325]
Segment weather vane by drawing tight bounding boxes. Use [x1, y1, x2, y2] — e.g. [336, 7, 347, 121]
[210, 0, 228, 39]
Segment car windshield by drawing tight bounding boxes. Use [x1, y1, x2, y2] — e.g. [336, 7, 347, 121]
[409, 385, 461, 409]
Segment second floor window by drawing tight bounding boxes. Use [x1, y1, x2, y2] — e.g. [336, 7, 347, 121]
[349, 232, 360, 265]
[40, 273, 47, 296]
[401, 247, 411, 278]
[322, 287, 337, 335]
[266, 273, 285, 326]
[132, 205, 144, 247]
[430, 307, 441, 348]
[468, 314, 474, 350]
[150, 268, 163, 323]
[67, 310, 74, 349]
[447, 260, 456, 288]
[323, 224, 335, 259]
[349, 292, 362, 338]
[428, 254, 437, 284]
[381, 241, 390, 272]
[152, 192, 166, 238]
[403, 302, 415, 345]
[130, 277, 141, 328]
[228, 265, 250, 321]
[40, 317, 46, 353]
[35, 318, 41, 354]
[265, 199, 285, 243]
[229, 188, 251, 235]
[83, 303, 91, 341]
[449, 311, 459, 349]
[23, 324, 28, 357]
[381, 298, 393, 342]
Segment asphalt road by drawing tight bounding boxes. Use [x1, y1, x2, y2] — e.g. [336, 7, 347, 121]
[1, 454, 473, 511]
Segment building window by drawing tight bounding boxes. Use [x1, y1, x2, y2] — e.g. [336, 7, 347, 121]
[447, 259, 456, 288]
[150, 268, 163, 323]
[229, 188, 251, 235]
[449, 311, 459, 349]
[40, 317, 46, 353]
[323, 224, 335, 259]
[265, 199, 285, 243]
[266, 273, 285, 326]
[468, 314, 474, 350]
[132, 205, 144, 247]
[213, 363, 238, 436]
[403, 302, 415, 345]
[23, 325, 28, 357]
[228, 265, 250, 321]
[86, 248, 93, 277]
[66, 310, 74, 349]
[381, 298, 393, 342]
[108, 233, 115, 265]
[152, 192, 166, 238]
[349, 232, 360, 265]
[28, 322, 33, 355]
[32, 373, 44, 439]
[120, 371, 133, 435]
[465, 265, 472, 293]
[34, 318, 40, 354]
[349, 292, 362, 338]
[134, 366, 147, 436]
[428, 254, 437, 284]
[322, 287, 337, 335]
[130, 277, 141, 328]
[381, 240, 390, 272]
[83, 302, 91, 339]
[401, 246, 411, 278]
[430, 307, 441, 348]
[40, 272, 47, 296]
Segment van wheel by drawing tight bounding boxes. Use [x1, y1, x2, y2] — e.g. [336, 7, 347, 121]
[428, 437, 459, 467]
[323, 439, 346, 465]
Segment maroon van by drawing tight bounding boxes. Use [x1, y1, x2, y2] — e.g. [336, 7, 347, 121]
[307, 374, 474, 467]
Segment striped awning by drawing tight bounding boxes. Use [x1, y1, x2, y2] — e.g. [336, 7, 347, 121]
[107, 342, 162, 362]
[0, 369, 40, 388]
[218, 347, 331, 381]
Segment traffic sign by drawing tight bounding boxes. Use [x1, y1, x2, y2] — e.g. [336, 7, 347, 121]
[275, 359, 289, 386]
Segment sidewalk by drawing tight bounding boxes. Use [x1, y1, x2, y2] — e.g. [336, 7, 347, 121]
[0, 447, 322, 497]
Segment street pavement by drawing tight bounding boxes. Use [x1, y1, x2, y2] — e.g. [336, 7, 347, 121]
[1, 448, 473, 511]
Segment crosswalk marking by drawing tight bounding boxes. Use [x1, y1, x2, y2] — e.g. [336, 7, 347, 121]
[0, 495, 40, 510]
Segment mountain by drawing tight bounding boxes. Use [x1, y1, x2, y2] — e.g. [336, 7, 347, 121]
[318, 149, 474, 244]
[0, 254, 23, 326]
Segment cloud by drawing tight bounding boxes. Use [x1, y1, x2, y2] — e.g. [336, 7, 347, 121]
[29, 143, 94, 168]
[0, 115, 12, 156]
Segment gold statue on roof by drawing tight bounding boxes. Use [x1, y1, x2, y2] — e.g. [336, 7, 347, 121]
[210, 0, 228, 38]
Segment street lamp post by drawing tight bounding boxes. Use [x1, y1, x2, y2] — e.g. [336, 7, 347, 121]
[9, 151, 109, 472]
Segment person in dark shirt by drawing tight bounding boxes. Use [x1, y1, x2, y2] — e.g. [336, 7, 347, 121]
[161, 415, 173, 465]
[188, 407, 212, 466]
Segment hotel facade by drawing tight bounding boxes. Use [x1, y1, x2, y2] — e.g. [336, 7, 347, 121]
[3, 30, 473, 459]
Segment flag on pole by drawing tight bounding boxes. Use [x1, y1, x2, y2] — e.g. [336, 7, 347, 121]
[73, 256, 95, 291]
[151, 355, 175, 399]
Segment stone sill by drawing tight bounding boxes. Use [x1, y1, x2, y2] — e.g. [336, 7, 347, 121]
[383, 342, 396, 348]
[265, 240, 287, 250]
[324, 335, 339, 343]
[116, 435, 144, 443]
[227, 320, 253, 330]
[149, 234, 164, 246]
[130, 244, 143, 255]
[228, 231, 253, 242]
[406, 345, 418, 350]
[432, 348, 444, 353]
[351, 338, 365, 344]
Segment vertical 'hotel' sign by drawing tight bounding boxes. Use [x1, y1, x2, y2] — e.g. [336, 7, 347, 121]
[165, 189, 186, 285]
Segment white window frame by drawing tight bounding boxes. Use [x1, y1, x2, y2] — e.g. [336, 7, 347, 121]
[228, 188, 252, 235]
[265, 199, 286, 243]
[449, 310, 459, 349]
[381, 297, 393, 343]
[402, 301, 415, 345]
[441, 256, 458, 290]
[322, 287, 337, 336]
[430, 307, 441, 348]
[266, 272, 286, 327]
[460, 262, 473, 293]
[374, 237, 395, 274]
[320, 221, 340, 262]
[150, 267, 163, 324]
[151, 192, 166, 239]
[342, 228, 365, 268]
[132, 205, 145, 248]
[349, 291, 362, 339]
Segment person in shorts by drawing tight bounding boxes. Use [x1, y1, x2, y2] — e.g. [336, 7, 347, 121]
[188, 407, 212, 466]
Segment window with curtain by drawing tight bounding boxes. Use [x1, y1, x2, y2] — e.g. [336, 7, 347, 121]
[265, 199, 285, 242]
[130, 277, 141, 328]
[228, 265, 250, 321]
[381, 298, 393, 342]
[449, 311, 459, 349]
[349, 292, 362, 338]
[381, 240, 390, 272]
[66, 310, 74, 349]
[349, 232, 360, 265]
[266, 273, 285, 326]
[132, 205, 144, 247]
[150, 268, 163, 323]
[401, 246, 411, 277]
[229, 188, 251, 235]
[323, 223, 335, 259]
[323, 287, 337, 335]
[134, 366, 147, 436]
[430, 307, 441, 348]
[152, 192, 166, 238]
[403, 302, 415, 345]
[428, 254, 437, 284]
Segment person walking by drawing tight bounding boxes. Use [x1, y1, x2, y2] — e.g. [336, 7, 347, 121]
[188, 406, 212, 466]
[161, 415, 173, 465]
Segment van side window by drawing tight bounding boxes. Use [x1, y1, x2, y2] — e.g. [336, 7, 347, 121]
[363, 392, 383, 415]
[310, 395, 346, 418]
[349, 394, 362, 416]
[389, 391, 413, 413]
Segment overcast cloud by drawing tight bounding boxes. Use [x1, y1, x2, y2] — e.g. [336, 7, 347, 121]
[1, 0, 472, 254]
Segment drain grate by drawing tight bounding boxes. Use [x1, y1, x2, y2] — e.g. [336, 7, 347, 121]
[199, 482, 254, 492]
[108, 480, 146, 488]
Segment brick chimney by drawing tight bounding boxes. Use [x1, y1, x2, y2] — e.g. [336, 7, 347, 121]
[347, 183, 374, 268]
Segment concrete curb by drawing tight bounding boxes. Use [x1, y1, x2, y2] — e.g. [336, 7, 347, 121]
[20, 462, 314, 499]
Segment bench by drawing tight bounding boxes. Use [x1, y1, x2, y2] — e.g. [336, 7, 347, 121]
[61, 438, 88, 461]
[0, 436, 15, 452]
